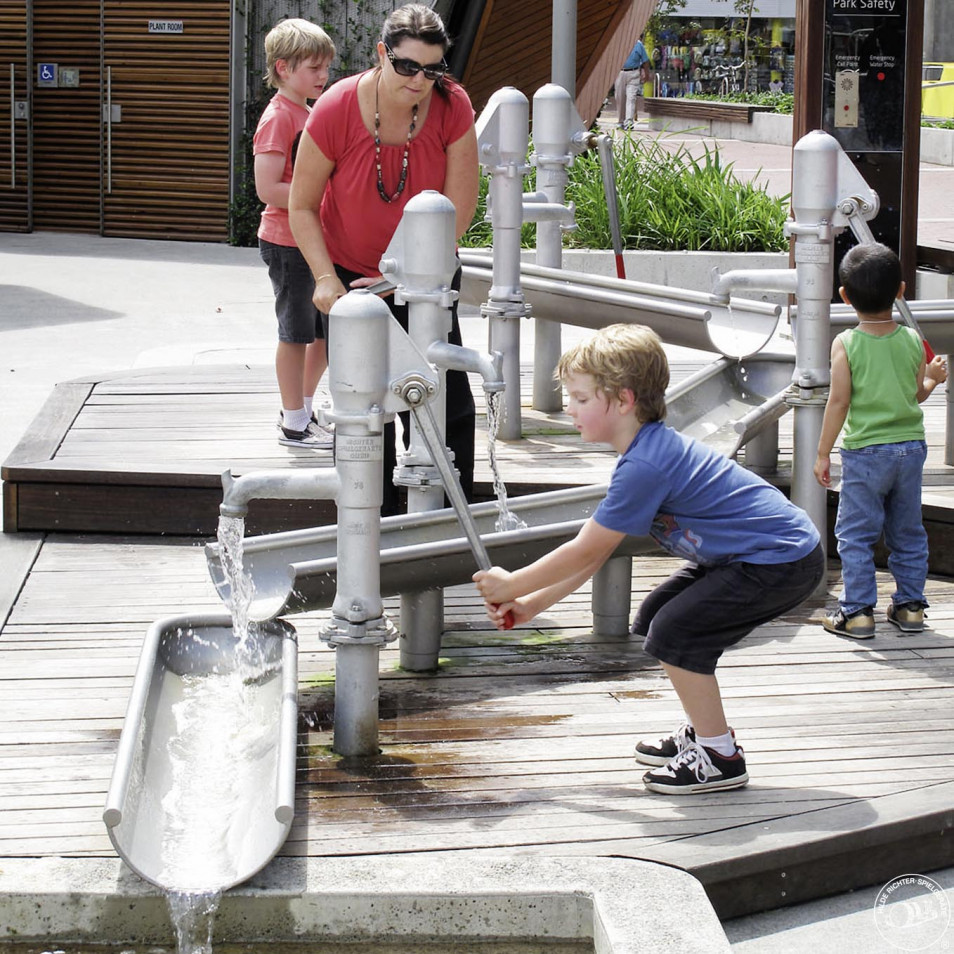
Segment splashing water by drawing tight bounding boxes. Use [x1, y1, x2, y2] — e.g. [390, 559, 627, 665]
[486, 391, 527, 533]
[166, 890, 221, 954]
[215, 515, 267, 672]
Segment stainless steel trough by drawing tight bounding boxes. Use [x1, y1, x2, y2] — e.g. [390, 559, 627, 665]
[103, 614, 298, 893]
[459, 250, 783, 359]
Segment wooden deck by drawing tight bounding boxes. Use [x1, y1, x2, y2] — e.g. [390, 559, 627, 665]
[1, 362, 953, 921]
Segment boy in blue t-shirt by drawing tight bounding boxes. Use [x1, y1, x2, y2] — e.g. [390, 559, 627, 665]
[814, 243, 947, 638]
[473, 324, 824, 795]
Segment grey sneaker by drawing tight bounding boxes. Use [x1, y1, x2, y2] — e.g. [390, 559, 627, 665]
[887, 602, 925, 633]
[822, 607, 875, 640]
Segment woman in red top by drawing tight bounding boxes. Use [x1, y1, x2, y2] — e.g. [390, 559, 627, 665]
[289, 3, 479, 514]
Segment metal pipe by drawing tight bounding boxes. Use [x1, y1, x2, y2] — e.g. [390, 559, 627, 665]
[531, 84, 575, 413]
[219, 468, 339, 518]
[476, 87, 532, 439]
[426, 340, 504, 390]
[550, 0, 577, 96]
[597, 134, 626, 280]
[710, 268, 798, 305]
[591, 556, 632, 637]
[332, 643, 382, 756]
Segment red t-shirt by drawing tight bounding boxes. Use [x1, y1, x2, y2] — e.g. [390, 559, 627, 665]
[304, 71, 474, 275]
[254, 92, 310, 247]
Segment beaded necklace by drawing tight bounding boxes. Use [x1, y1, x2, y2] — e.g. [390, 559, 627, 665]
[374, 73, 417, 203]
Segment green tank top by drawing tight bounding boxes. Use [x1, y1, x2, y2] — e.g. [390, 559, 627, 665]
[840, 325, 924, 449]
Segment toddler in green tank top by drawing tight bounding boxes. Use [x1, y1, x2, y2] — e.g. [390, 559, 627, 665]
[814, 243, 947, 638]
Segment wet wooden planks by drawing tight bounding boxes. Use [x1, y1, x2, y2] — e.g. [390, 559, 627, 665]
[1, 531, 953, 909]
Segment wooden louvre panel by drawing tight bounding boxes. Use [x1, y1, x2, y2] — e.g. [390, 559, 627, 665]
[31, 0, 103, 233]
[462, 0, 632, 123]
[103, 1, 230, 241]
[0, 0, 30, 232]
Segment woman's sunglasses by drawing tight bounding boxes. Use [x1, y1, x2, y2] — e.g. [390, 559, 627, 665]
[385, 45, 448, 81]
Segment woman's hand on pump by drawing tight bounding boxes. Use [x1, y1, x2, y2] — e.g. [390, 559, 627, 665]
[312, 272, 347, 315]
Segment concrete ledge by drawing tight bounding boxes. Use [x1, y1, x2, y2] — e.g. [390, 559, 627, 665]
[0, 856, 730, 953]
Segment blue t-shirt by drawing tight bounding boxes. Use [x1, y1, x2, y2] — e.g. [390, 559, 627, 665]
[623, 40, 649, 71]
[594, 422, 819, 566]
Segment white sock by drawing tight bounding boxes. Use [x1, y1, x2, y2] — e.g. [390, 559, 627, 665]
[695, 730, 737, 757]
[303, 395, 314, 417]
[282, 407, 310, 432]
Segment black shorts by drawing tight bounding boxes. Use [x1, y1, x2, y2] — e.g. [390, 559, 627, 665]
[632, 543, 825, 675]
[260, 239, 325, 344]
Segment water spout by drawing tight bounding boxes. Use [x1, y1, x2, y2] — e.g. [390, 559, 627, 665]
[710, 268, 798, 306]
[426, 340, 505, 392]
[219, 468, 340, 518]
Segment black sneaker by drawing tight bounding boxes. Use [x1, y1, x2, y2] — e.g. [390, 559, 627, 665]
[822, 606, 875, 640]
[643, 740, 749, 795]
[635, 724, 737, 766]
[635, 723, 696, 766]
[887, 601, 925, 633]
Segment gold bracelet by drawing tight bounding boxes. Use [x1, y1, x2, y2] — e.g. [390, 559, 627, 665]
[315, 273, 335, 284]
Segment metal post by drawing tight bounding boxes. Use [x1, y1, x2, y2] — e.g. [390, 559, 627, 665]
[591, 556, 632, 637]
[476, 88, 532, 440]
[323, 290, 395, 756]
[382, 191, 459, 671]
[531, 84, 572, 412]
[787, 131, 843, 565]
[550, 0, 577, 97]
[743, 423, 780, 475]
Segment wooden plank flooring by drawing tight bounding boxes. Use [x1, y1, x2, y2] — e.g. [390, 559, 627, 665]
[1, 527, 953, 915]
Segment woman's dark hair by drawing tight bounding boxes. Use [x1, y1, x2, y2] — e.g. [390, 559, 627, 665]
[839, 242, 902, 314]
[381, 4, 451, 53]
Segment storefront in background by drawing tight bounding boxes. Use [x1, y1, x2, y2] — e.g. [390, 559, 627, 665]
[648, 0, 796, 97]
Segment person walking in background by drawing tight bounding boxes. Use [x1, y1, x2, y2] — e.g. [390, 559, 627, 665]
[289, 3, 479, 514]
[474, 325, 824, 794]
[615, 33, 650, 130]
[254, 18, 336, 449]
[815, 243, 948, 639]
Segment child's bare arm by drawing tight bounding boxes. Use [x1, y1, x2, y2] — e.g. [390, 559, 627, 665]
[917, 355, 948, 403]
[473, 518, 625, 621]
[254, 151, 290, 208]
[814, 338, 851, 488]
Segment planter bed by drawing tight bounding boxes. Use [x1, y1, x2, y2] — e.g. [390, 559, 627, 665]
[644, 97, 773, 125]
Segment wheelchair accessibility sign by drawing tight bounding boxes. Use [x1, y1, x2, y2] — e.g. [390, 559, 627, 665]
[37, 63, 57, 87]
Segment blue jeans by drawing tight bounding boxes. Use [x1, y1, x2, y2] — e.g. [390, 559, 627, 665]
[835, 440, 928, 613]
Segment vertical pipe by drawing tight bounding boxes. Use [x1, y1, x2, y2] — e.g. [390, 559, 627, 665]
[326, 290, 391, 756]
[332, 644, 381, 757]
[743, 423, 779, 475]
[946, 358, 953, 467]
[393, 191, 458, 671]
[550, 0, 577, 96]
[591, 556, 632, 637]
[484, 89, 530, 440]
[532, 85, 572, 413]
[789, 131, 840, 573]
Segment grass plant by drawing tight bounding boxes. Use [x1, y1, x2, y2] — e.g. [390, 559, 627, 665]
[461, 131, 790, 253]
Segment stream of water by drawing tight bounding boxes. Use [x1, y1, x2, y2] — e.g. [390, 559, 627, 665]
[486, 391, 528, 533]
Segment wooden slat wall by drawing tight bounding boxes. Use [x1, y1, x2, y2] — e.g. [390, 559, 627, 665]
[0, 0, 30, 232]
[576, 0, 656, 126]
[461, 0, 651, 127]
[31, 0, 103, 234]
[103, 1, 231, 241]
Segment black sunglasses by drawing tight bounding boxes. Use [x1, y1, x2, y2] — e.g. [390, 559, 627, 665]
[385, 45, 447, 81]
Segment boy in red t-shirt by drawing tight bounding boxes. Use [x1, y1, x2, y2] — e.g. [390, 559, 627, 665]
[254, 18, 335, 448]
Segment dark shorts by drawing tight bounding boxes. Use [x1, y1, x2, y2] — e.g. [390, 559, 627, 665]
[632, 543, 825, 675]
[259, 239, 325, 344]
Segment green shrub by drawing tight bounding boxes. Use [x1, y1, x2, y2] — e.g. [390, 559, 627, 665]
[462, 131, 790, 254]
[682, 90, 794, 114]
